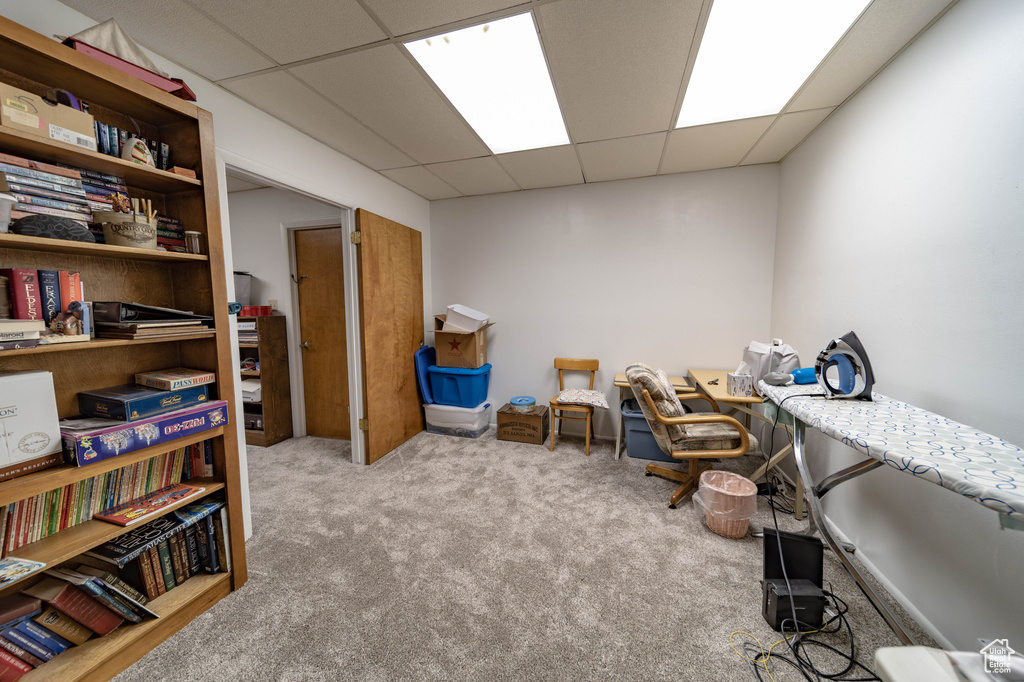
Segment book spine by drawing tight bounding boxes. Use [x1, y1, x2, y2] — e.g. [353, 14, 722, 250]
[34, 607, 92, 646]
[108, 125, 120, 157]
[203, 440, 214, 478]
[0, 647, 35, 675]
[195, 515, 217, 573]
[51, 585, 124, 636]
[11, 194, 91, 215]
[156, 541, 175, 592]
[81, 178, 127, 192]
[75, 167, 123, 184]
[184, 524, 201, 575]
[0, 629, 53, 662]
[147, 546, 167, 595]
[58, 271, 82, 307]
[167, 533, 187, 585]
[13, 203, 89, 223]
[18, 620, 71, 653]
[74, 581, 140, 624]
[0, 153, 80, 179]
[0, 636, 43, 668]
[1, 270, 40, 320]
[3, 173, 85, 195]
[213, 508, 231, 573]
[0, 162, 82, 188]
[136, 552, 160, 601]
[6, 183, 89, 205]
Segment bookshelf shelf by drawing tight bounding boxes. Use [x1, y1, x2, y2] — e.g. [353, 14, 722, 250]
[239, 316, 292, 447]
[0, 15, 246, 681]
[0, 233, 208, 262]
[239, 370, 259, 377]
[0, 127, 202, 193]
[0, 332, 217, 357]
[21, 572, 232, 682]
[0, 427, 226, 508]
[11, 480, 225, 569]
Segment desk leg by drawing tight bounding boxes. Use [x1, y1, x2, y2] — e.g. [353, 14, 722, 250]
[615, 385, 627, 460]
[793, 421, 915, 645]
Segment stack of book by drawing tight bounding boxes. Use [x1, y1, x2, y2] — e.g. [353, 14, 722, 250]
[0, 443, 214, 558]
[84, 494, 230, 601]
[237, 319, 257, 345]
[155, 214, 186, 252]
[1, 269, 89, 348]
[92, 302, 213, 341]
[1, 153, 90, 227]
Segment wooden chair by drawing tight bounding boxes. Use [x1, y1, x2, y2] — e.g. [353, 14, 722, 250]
[549, 357, 601, 456]
[626, 363, 755, 508]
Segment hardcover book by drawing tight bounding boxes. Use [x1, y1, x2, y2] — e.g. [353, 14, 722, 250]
[0, 641, 39, 676]
[0, 270, 40, 320]
[0, 628, 53, 662]
[33, 607, 92, 645]
[0, 636, 43, 668]
[37, 270, 61, 326]
[156, 541, 175, 591]
[0, 596, 41, 632]
[92, 483, 206, 527]
[41, 570, 143, 623]
[134, 368, 216, 391]
[21, 578, 123, 636]
[16, 619, 71, 654]
[74, 565, 148, 605]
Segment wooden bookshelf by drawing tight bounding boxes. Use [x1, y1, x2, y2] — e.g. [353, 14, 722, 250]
[0, 15, 247, 680]
[239, 315, 292, 447]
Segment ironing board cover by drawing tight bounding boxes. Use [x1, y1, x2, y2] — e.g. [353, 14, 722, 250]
[759, 382, 1024, 521]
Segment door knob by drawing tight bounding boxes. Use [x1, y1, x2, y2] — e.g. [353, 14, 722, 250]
[300, 341, 309, 349]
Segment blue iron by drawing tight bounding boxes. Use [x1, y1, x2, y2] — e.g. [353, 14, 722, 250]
[815, 331, 875, 400]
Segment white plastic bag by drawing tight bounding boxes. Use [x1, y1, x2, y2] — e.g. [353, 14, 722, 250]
[742, 339, 800, 387]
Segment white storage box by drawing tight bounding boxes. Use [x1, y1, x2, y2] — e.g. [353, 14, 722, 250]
[0, 370, 62, 480]
[424, 401, 491, 438]
[443, 304, 489, 332]
[240, 378, 262, 403]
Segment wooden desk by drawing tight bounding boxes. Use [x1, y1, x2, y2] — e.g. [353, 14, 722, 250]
[688, 368, 804, 519]
[613, 372, 695, 460]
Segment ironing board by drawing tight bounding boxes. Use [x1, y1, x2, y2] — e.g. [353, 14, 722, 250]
[759, 381, 1024, 644]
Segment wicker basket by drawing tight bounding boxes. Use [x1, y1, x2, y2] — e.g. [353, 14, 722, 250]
[698, 470, 757, 539]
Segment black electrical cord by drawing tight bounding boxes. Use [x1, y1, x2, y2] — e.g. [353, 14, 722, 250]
[742, 389, 881, 682]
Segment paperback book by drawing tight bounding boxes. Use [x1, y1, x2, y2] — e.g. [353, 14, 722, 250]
[92, 483, 207, 527]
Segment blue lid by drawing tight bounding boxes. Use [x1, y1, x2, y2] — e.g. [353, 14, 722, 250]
[511, 396, 535, 407]
[426, 363, 492, 376]
[414, 346, 436, 403]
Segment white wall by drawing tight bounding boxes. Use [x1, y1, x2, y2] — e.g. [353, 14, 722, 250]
[228, 187, 342, 437]
[773, 0, 1024, 650]
[2, 1, 433, 534]
[430, 166, 779, 436]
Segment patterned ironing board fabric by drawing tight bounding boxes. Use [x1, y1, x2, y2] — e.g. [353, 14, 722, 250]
[759, 382, 1024, 522]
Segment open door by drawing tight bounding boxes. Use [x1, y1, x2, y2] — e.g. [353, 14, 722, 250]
[355, 208, 425, 464]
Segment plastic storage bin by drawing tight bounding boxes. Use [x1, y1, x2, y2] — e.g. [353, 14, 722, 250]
[693, 470, 758, 539]
[427, 363, 491, 408]
[424, 401, 491, 438]
[620, 398, 688, 463]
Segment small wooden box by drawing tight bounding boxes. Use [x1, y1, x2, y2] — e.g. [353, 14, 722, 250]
[496, 403, 549, 445]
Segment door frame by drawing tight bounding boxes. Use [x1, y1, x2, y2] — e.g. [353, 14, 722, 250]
[216, 154, 369, 465]
[285, 221, 360, 446]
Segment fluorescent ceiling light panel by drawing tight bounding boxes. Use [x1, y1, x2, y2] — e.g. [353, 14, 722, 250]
[405, 13, 569, 154]
[677, 0, 870, 128]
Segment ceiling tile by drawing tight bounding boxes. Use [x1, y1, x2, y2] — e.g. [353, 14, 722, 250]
[361, 0, 528, 37]
[742, 109, 834, 166]
[660, 117, 774, 175]
[538, 0, 702, 142]
[426, 157, 520, 196]
[59, 0, 274, 80]
[224, 71, 415, 170]
[292, 45, 489, 164]
[496, 145, 584, 189]
[194, 0, 386, 64]
[789, 0, 953, 112]
[380, 166, 462, 200]
[577, 133, 666, 183]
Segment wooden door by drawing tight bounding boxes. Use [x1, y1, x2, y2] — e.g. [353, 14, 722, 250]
[295, 227, 350, 439]
[355, 209, 425, 464]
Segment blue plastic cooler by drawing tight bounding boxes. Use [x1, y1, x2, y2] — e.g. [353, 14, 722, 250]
[426, 364, 491, 408]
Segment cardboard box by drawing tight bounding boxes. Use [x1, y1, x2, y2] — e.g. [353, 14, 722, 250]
[0, 83, 96, 152]
[497, 403, 549, 445]
[429, 314, 493, 369]
[78, 384, 210, 421]
[61, 400, 230, 466]
[0, 371, 62, 481]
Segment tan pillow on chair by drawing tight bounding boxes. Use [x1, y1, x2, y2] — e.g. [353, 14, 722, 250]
[625, 363, 687, 453]
[556, 388, 609, 409]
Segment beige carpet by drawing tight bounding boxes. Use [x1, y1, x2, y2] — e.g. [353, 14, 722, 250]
[114, 430, 933, 681]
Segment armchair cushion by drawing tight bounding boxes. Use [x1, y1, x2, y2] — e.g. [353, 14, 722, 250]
[671, 426, 759, 453]
[625, 363, 687, 451]
[556, 388, 608, 410]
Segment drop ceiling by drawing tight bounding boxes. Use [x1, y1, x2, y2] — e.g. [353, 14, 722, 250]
[57, 0, 956, 200]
